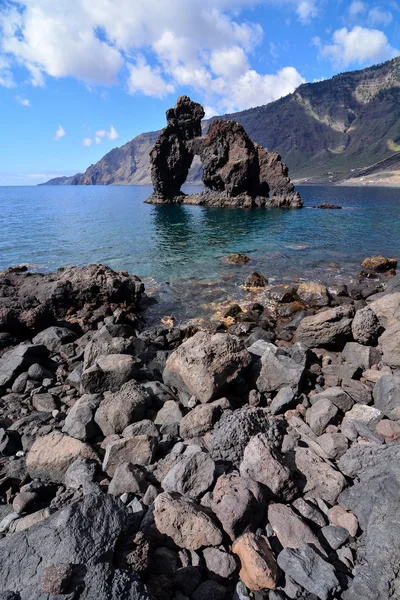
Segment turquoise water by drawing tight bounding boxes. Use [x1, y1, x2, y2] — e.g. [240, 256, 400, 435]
[1, 184, 400, 320]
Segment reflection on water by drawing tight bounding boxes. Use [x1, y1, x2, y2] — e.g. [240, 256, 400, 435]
[0, 184, 400, 322]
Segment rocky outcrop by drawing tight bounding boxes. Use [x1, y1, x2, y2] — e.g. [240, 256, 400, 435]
[149, 96, 205, 200]
[146, 96, 302, 208]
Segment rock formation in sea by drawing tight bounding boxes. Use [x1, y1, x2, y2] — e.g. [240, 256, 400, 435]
[146, 96, 302, 208]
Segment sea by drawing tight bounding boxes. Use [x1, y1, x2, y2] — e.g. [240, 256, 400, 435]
[1, 184, 400, 323]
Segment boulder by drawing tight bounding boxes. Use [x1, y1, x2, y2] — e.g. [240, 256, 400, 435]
[210, 473, 264, 540]
[341, 404, 383, 440]
[32, 393, 57, 412]
[26, 432, 99, 483]
[342, 342, 381, 370]
[232, 532, 278, 591]
[317, 433, 348, 459]
[239, 434, 295, 499]
[277, 544, 340, 600]
[292, 446, 346, 504]
[306, 397, 338, 436]
[0, 492, 152, 600]
[154, 400, 183, 436]
[320, 525, 349, 550]
[351, 307, 380, 345]
[207, 407, 284, 466]
[379, 323, 400, 368]
[295, 306, 354, 348]
[32, 326, 77, 353]
[373, 375, 400, 420]
[296, 282, 329, 308]
[203, 547, 237, 583]
[94, 380, 151, 436]
[161, 452, 215, 499]
[310, 386, 353, 412]
[361, 255, 397, 272]
[153, 492, 223, 550]
[339, 444, 400, 600]
[108, 462, 147, 496]
[81, 354, 139, 394]
[102, 435, 156, 476]
[0, 344, 48, 388]
[244, 272, 268, 288]
[270, 386, 296, 415]
[164, 331, 251, 403]
[63, 394, 101, 441]
[256, 348, 304, 393]
[179, 400, 225, 439]
[327, 505, 358, 537]
[368, 292, 400, 328]
[341, 378, 372, 405]
[267, 503, 324, 552]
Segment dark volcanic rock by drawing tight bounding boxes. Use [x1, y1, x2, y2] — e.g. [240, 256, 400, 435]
[149, 96, 205, 199]
[256, 145, 302, 207]
[0, 264, 144, 336]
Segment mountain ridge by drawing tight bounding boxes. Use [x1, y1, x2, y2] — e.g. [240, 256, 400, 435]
[41, 57, 400, 187]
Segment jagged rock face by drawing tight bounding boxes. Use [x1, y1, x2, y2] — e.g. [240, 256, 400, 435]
[150, 96, 205, 199]
[256, 145, 302, 206]
[200, 120, 260, 197]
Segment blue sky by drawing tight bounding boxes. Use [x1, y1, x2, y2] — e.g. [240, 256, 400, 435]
[0, 0, 399, 185]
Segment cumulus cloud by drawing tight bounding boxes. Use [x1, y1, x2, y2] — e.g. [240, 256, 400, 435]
[347, 3, 393, 27]
[95, 125, 119, 141]
[348, 1, 366, 17]
[15, 95, 30, 106]
[316, 26, 399, 68]
[0, 0, 312, 111]
[82, 137, 92, 147]
[53, 125, 66, 140]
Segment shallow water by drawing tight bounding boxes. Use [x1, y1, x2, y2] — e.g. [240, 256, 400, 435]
[1, 184, 399, 321]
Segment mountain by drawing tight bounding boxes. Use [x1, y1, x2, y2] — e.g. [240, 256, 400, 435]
[42, 57, 400, 186]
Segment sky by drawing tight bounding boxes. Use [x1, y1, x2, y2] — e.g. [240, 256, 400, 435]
[0, 0, 399, 185]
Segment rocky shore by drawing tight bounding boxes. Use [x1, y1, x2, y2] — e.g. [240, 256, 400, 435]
[0, 259, 400, 599]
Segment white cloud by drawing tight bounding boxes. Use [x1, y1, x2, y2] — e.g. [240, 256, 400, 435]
[0, 55, 14, 87]
[15, 95, 31, 106]
[368, 8, 393, 27]
[53, 125, 66, 140]
[95, 125, 119, 140]
[0, 0, 312, 110]
[95, 136, 102, 144]
[127, 56, 175, 98]
[317, 26, 399, 68]
[348, 1, 366, 17]
[82, 137, 92, 146]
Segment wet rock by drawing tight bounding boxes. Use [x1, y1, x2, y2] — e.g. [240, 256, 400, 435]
[26, 432, 99, 483]
[339, 444, 400, 600]
[306, 398, 338, 436]
[244, 272, 268, 288]
[225, 253, 251, 265]
[33, 326, 77, 353]
[267, 503, 323, 552]
[277, 544, 340, 600]
[210, 473, 264, 540]
[240, 434, 295, 499]
[295, 306, 354, 348]
[361, 255, 397, 273]
[203, 547, 237, 583]
[102, 435, 156, 476]
[81, 354, 139, 394]
[297, 282, 329, 308]
[351, 307, 380, 345]
[63, 394, 101, 441]
[161, 451, 215, 499]
[94, 380, 150, 436]
[292, 446, 346, 504]
[164, 331, 251, 403]
[232, 532, 278, 591]
[207, 407, 284, 466]
[154, 492, 223, 550]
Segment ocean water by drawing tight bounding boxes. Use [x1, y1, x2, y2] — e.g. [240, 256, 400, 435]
[1, 184, 400, 321]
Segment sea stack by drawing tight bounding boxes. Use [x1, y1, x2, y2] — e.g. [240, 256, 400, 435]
[146, 96, 303, 208]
